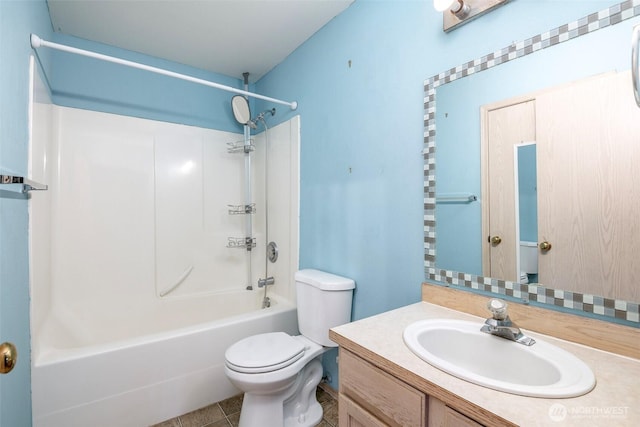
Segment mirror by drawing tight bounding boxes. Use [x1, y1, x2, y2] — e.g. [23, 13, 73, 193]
[425, 2, 640, 325]
[231, 95, 251, 126]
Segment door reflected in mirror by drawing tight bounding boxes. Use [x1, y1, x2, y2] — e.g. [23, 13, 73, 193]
[476, 71, 640, 303]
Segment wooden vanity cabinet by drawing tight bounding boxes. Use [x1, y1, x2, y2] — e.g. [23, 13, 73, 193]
[338, 348, 485, 427]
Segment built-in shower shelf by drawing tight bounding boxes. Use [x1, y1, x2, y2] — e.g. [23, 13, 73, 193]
[227, 139, 255, 154]
[227, 237, 256, 250]
[228, 203, 256, 215]
[1, 174, 48, 193]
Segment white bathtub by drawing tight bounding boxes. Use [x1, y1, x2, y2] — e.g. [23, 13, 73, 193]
[28, 103, 301, 426]
[31, 291, 298, 427]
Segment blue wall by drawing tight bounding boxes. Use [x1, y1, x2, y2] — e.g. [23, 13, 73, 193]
[0, 1, 52, 424]
[256, 0, 627, 317]
[254, 0, 627, 387]
[49, 33, 247, 133]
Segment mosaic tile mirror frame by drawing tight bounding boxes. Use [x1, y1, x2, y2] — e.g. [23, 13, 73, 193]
[423, 0, 640, 325]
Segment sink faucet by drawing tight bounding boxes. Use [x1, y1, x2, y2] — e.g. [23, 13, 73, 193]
[480, 299, 536, 346]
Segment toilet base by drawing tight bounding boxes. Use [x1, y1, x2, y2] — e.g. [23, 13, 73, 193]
[284, 400, 322, 427]
[238, 357, 324, 427]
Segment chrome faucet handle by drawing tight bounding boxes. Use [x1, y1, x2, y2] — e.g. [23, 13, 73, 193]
[482, 299, 536, 346]
[258, 276, 275, 288]
[487, 299, 508, 320]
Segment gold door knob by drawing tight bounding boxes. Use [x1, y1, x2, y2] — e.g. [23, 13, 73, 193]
[539, 241, 552, 252]
[0, 342, 17, 374]
[490, 236, 502, 245]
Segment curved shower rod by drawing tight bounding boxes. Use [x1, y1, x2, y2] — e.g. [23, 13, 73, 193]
[30, 34, 298, 110]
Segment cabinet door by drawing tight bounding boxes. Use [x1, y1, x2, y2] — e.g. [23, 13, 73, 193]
[339, 349, 427, 427]
[536, 71, 640, 302]
[483, 100, 536, 281]
[339, 394, 388, 427]
[428, 397, 485, 427]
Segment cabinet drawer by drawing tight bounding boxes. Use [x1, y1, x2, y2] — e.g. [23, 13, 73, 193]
[339, 349, 427, 427]
[339, 394, 388, 427]
[429, 396, 485, 427]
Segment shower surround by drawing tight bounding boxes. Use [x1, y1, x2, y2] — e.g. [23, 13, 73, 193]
[29, 76, 300, 426]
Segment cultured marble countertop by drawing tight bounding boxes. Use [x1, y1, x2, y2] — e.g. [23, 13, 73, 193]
[329, 302, 640, 427]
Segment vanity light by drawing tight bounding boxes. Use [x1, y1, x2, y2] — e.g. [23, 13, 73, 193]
[434, 0, 509, 33]
[434, 0, 470, 19]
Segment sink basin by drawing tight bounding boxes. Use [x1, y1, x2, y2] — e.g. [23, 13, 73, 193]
[403, 319, 595, 398]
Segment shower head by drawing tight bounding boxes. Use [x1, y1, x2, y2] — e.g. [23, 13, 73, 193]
[253, 108, 276, 123]
[247, 108, 276, 129]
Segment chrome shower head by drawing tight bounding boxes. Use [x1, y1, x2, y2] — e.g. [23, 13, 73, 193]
[253, 108, 276, 123]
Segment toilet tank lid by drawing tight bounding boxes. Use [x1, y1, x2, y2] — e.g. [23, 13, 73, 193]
[295, 269, 355, 291]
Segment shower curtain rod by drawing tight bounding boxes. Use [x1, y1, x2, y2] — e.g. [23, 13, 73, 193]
[30, 34, 298, 110]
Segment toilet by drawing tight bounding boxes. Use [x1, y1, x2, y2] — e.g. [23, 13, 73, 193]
[224, 269, 355, 427]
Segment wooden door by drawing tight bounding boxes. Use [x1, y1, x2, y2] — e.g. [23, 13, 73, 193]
[482, 101, 536, 282]
[536, 71, 640, 302]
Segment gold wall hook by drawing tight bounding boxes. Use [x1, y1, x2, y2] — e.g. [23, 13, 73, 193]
[0, 342, 17, 374]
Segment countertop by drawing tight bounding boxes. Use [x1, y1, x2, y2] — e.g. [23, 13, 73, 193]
[329, 302, 640, 426]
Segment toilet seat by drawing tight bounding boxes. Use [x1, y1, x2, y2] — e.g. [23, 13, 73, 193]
[225, 332, 306, 374]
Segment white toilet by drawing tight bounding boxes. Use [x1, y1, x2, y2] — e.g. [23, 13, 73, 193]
[224, 269, 355, 427]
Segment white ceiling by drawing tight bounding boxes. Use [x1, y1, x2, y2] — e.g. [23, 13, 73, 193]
[47, 0, 354, 82]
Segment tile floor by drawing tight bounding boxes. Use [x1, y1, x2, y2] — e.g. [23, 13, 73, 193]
[151, 385, 338, 427]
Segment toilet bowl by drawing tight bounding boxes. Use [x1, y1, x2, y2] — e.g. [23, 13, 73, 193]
[225, 334, 325, 426]
[224, 269, 355, 427]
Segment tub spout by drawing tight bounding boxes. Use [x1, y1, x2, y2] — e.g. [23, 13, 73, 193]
[262, 296, 271, 308]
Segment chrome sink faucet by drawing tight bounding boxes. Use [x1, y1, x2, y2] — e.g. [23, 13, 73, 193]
[480, 299, 536, 346]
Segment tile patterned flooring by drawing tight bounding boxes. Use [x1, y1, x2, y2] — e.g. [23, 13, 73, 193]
[151, 385, 338, 427]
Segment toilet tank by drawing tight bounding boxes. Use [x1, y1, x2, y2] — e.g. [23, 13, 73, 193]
[295, 269, 355, 347]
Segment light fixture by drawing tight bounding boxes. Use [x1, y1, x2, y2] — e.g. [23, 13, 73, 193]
[434, 0, 470, 19]
[434, 0, 509, 33]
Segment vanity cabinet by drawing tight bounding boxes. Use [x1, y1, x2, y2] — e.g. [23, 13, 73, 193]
[338, 348, 485, 427]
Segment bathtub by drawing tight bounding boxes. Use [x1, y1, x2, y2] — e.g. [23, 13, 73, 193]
[31, 290, 298, 427]
[28, 102, 301, 426]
